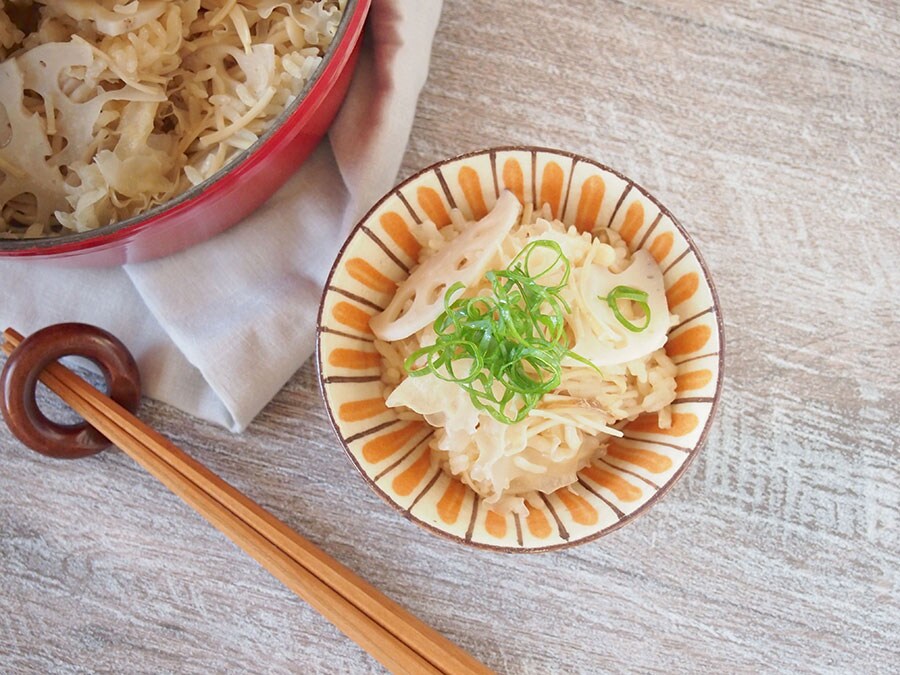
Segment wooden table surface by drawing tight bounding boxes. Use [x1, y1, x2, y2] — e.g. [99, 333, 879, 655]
[2, 1, 898, 673]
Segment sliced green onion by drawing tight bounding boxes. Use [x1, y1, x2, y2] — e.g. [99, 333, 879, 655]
[598, 285, 651, 332]
[403, 240, 599, 425]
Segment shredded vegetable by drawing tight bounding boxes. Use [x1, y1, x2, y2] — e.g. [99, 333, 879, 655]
[0, 0, 345, 237]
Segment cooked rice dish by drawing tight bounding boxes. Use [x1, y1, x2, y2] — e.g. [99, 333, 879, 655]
[0, 0, 344, 237]
[372, 191, 678, 515]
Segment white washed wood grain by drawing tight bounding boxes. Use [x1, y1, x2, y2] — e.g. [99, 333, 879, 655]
[1, 1, 898, 673]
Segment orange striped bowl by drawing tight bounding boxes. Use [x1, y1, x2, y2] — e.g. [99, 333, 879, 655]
[316, 147, 723, 551]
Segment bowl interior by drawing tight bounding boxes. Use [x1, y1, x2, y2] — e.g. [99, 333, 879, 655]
[317, 147, 723, 551]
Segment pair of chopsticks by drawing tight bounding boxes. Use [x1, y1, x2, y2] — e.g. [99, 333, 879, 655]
[1, 328, 491, 675]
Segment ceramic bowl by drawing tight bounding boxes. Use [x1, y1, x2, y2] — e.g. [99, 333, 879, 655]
[316, 147, 724, 551]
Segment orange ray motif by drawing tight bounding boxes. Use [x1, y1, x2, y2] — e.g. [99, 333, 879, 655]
[581, 465, 642, 501]
[346, 258, 397, 294]
[332, 302, 372, 333]
[458, 166, 487, 219]
[540, 161, 564, 218]
[525, 503, 552, 538]
[606, 442, 673, 473]
[502, 158, 525, 203]
[666, 272, 699, 309]
[618, 201, 644, 245]
[362, 423, 426, 463]
[328, 349, 380, 370]
[417, 187, 451, 228]
[666, 325, 712, 357]
[575, 175, 605, 232]
[392, 451, 432, 496]
[648, 232, 674, 262]
[555, 488, 599, 525]
[437, 480, 467, 524]
[380, 212, 421, 259]
[626, 412, 698, 437]
[675, 369, 713, 392]
[338, 397, 387, 422]
[485, 510, 507, 538]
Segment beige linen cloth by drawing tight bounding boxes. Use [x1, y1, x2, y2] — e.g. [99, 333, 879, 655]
[0, 0, 443, 431]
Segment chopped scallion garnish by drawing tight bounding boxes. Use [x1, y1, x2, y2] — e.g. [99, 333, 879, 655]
[598, 285, 651, 332]
[404, 240, 599, 425]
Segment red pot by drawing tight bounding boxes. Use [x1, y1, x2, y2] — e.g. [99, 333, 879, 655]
[0, 0, 371, 266]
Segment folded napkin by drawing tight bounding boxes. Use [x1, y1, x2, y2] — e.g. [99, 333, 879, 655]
[0, 0, 443, 431]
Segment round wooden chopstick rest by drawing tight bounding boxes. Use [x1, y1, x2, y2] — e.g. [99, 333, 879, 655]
[0, 323, 141, 458]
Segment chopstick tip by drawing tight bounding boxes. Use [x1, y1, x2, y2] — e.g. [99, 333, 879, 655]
[3, 327, 24, 343]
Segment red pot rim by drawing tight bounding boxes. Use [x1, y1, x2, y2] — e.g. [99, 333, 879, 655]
[0, 0, 368, 258]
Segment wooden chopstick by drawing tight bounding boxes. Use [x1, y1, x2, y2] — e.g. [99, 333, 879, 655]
[2, 329, 492, 675]
[0, 334, 434, 675]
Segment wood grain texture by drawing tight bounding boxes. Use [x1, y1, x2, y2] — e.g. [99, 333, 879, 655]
[1, 1, 898, 673]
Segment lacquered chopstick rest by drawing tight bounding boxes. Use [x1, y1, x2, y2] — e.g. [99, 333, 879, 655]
[0, 323, 140, 459]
